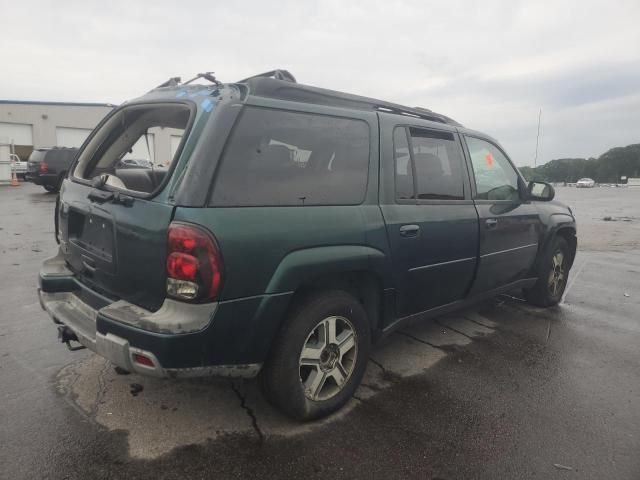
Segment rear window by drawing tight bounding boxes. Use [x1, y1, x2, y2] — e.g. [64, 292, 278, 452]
[210, 107, 370, 206]
[73, 103, 190, 194]
[28, 150, 46, 163]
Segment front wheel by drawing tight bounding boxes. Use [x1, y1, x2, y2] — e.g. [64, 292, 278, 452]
[524, 236, 571, 307]
[261, 290, 370, 421]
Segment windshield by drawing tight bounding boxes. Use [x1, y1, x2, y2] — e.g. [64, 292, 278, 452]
[72, 103, 191, 194]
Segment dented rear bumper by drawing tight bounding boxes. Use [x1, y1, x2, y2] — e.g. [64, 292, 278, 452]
[38, 252, 271, 378]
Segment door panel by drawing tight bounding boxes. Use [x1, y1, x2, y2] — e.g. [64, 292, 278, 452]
[463, 135, 542, 294]
[470, 202, 540, 293]
[379, 117, 479, 319]
[383, 203, 479, 315]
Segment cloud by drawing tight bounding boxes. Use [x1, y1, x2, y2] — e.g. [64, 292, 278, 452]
[1, 0, 639, 165]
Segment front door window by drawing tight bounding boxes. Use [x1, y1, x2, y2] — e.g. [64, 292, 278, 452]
[465, 136, 519, 201]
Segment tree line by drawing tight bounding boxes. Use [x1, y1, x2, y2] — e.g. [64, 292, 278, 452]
[519, 143, 640, 183]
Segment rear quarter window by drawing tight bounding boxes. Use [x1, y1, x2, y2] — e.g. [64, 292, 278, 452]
[210, 107, 370, 206]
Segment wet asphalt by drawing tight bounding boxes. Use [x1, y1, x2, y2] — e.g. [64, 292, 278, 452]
[0, 183, 639, 479]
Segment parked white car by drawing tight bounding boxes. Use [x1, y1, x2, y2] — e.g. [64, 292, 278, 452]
[9, 154, 27, 178]
[576, 178, 596, 188]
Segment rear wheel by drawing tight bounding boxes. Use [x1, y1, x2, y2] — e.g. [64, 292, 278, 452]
[261, 290, 370, 421]
[43, 184, 56, 192]
[524, 236, 571, 307]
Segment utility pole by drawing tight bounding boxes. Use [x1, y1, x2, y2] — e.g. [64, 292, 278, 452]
[534, 108, 542, 168]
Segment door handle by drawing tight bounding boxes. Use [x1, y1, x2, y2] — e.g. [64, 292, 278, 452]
[399, 224, 420, 238]
[81, 255, 97, 274]
[485, 219, 498, 229]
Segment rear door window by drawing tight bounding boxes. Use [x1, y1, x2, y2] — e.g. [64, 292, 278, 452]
[73, 103, 191, 194]
[210, 107, 370, 206]
[408, 127, 465, 200]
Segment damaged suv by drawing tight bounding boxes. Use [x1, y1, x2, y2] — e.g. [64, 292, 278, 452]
[39, 70, 577, 420]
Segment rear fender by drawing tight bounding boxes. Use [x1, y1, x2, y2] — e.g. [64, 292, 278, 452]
[265, 245, 389, 294]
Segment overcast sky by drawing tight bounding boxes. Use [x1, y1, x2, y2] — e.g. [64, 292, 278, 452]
[2, 0, 639, 166]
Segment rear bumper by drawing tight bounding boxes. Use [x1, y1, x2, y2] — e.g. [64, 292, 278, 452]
[25, 172, 57, 185]
[39, 253, 292, 378]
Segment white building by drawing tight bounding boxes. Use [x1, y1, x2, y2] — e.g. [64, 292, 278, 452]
[0, 100, 181, 164]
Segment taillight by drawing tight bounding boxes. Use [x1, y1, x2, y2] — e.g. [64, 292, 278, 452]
[39, 162, 48, 173]
[166, 222, 223, 302]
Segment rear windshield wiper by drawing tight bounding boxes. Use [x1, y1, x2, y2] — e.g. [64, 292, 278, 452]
[88, 177, 134, 207]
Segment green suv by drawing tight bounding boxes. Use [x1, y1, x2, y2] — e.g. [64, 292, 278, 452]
[39, 70, 577, 420]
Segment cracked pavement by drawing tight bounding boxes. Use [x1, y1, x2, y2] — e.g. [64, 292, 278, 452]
[1, 184, 639, 479]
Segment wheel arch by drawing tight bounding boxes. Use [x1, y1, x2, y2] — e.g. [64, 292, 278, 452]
[534, 219, 577, 276]
[555, 226, 577, 268]
[264, 245, 392, 335]
[290, 270, 385, 335]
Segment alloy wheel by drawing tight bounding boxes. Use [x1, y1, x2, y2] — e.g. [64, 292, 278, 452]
[299, 316, 358, 401]
[548, 250, 566, 297]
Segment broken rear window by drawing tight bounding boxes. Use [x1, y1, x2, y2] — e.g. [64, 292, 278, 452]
[73, 103, 191, 194]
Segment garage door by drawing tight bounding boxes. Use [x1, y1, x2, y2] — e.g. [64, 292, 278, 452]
[170, 135, 183, 158]
[0, 122, 33, 145]
[0, 122, 34, 160]
[123, 134, 155, 162]
[56, 127, 92, 148]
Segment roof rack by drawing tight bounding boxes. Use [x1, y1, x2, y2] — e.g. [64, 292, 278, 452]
[239, 74, 461, 126]
[155, 77, 181, 89]
[238, 69, 297, 83]
[151, 69, 461, 126]
[154, 72, 223, 90]
[183, 72, 222, 86]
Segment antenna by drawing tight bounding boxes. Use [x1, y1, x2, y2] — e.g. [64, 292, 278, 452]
[534, 108, 542, 167]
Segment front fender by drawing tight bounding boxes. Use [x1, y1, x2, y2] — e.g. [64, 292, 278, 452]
[536, 213, 577, 270]
[546, 213, 576, 243]
[264, 245, 389, 294]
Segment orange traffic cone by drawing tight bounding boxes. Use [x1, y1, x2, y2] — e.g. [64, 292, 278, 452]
[10, 169, 20, 187]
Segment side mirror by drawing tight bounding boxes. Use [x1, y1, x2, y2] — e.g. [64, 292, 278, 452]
[528, 181, 555, 201]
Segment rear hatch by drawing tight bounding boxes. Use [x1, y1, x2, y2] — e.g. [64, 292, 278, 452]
[58, 94, 210, 311]
[27, 149, 46, 176]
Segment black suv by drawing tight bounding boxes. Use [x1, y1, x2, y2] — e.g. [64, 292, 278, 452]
[26, 147, 78, 192]
[39, 70, 577, 420]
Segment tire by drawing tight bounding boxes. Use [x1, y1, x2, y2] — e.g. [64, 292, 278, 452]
[261, 290, 371, 421]
[44, 174, 65, 193]
[54, 174, 65, 193]
[524, 236, 571, 307]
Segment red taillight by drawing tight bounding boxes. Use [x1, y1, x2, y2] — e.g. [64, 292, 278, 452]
[167, 252, 199, 281]
[133, 353, 154, 368]
[39, 161, 48, 173]
[166, 223, 223, 302]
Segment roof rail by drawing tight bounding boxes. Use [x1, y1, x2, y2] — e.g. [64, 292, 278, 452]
[241, 75, 462, 126]
[375, 105, 437, 121]
[238, 69, 297, 83]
